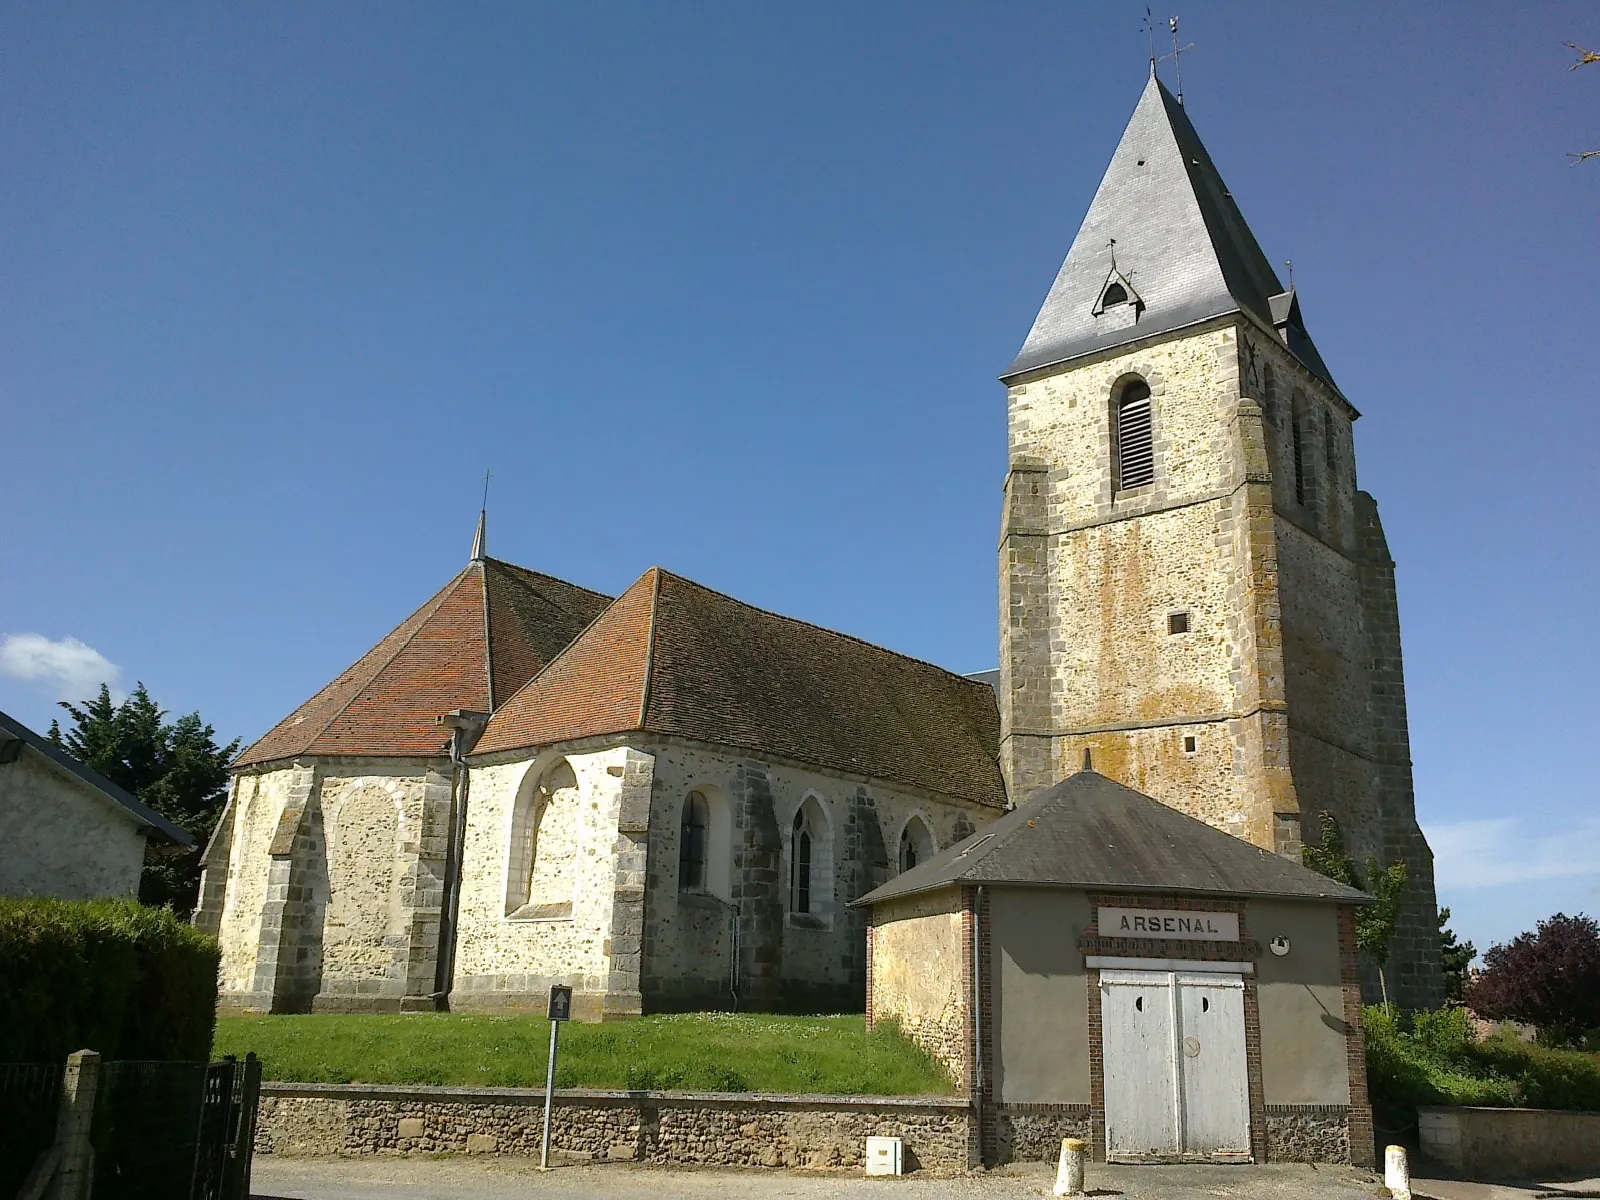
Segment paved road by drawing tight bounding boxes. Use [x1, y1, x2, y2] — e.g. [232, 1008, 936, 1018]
[251, 1157, 1387, 1199]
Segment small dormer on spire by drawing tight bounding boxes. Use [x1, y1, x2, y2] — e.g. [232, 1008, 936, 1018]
[1092, 239, 1144, 318]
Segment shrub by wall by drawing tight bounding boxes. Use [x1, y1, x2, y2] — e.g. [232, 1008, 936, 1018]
[0, 898, 219, 1062]
[1366, 1005, 1600, 1141]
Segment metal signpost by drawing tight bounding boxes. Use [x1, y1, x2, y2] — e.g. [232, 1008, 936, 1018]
[540, 985, 572, 1170]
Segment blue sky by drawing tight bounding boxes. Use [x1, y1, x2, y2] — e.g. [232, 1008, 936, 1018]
[2, 3, 1595, 955]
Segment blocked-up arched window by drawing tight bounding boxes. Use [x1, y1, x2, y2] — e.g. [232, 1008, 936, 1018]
[898, 816, 935, 873]
[1113, 379, 1154, 492]
[679, 790, 709, 892]
[505, 758, 581, 918]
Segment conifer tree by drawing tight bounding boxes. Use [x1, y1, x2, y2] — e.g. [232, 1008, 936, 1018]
[49, 683, 239, 916]
[1437, 907, 1477, 1004]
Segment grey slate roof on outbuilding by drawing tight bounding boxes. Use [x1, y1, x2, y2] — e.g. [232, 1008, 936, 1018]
[0, 708, 193, 846]
[855, 769, 1367, 907]
[1002, 72, 1339, 393]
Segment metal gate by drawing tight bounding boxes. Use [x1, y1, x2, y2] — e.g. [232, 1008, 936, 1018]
[1100, 969, 1250, 1162]
[90, 1053, 261, 1200]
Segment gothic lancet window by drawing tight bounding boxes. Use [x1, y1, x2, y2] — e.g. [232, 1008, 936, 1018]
[791, 806, 814, 914]
[1113, 379, 1155, 492]
[1291, 392, 1308, 506]
[679, 790, 709, 892]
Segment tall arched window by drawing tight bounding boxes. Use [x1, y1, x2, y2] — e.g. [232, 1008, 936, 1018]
[898, 816, 935, 874]
[1113, 379, 1154, 492]
[1291, 391, 1308, 506]
[679, 790, 709, 892]
[791, 807, 813, 914]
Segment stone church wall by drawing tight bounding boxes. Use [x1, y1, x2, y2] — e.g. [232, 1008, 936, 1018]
[216, 759, 447, 1014]
[1002, 325, 1273, 841]
[451, 746, 640, 1019]
[643, 741, 995, 1014]
[217, 766, 298, 998]
[999, 319, 1441, 1008]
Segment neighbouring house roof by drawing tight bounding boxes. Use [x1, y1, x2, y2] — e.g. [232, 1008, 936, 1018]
[1003, 72, 1338, 392]
[0, 708, 193, 846]
[234, 558, 612, 768]
[856, 768, 1368, 907]
[475, 568, 1008, 809]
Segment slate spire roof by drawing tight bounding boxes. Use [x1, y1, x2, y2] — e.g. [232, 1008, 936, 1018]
[1004, 74, 1337, 390]
[475, 568, 1007, 809]
[855, 768, 1369, 906]
[235, 558, 612, 768]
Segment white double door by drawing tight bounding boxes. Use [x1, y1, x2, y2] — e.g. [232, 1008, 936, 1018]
[1100, 969, 1251, 1162]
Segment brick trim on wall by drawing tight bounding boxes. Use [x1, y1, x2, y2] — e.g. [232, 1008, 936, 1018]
[974, 886, 996, 1164]
[1338, 904, 1375, 1167]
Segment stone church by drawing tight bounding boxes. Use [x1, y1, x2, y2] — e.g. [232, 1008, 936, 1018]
[199, 540, 1005, 1019]
[198, 69, 1440, 1017]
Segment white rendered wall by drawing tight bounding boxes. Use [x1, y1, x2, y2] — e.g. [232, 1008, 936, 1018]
[0, 748, 147, 900]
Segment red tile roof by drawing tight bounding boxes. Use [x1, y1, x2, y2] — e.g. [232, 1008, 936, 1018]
[475, 569, 1006, 809]
[234, 559, 611, 768]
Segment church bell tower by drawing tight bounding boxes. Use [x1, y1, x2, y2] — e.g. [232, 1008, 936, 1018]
[998, 72, 1443, 1007]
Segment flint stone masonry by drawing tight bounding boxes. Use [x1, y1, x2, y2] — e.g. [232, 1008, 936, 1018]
[255, 1083, 975, 1172]
[1263, 1106, 1352, 1165]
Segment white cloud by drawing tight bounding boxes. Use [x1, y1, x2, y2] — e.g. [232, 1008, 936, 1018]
[1429, 816, 1600, 891]
[0, 633, 123, 704]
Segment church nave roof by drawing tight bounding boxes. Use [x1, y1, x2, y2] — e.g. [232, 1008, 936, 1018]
[475, 568, 1008, 809]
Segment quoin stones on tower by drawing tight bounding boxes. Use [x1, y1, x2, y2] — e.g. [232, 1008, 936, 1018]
[997, 72, 1442, 1007]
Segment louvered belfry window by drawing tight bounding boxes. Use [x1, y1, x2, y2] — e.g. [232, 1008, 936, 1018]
[1114, 379, 1155, 491]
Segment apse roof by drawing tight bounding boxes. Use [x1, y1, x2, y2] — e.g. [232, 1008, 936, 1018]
[234, 558, 611, 768]
[1004, 72, 1338, 392]
[475, 568, 1007, 809]
[856, 768, 1369, 906]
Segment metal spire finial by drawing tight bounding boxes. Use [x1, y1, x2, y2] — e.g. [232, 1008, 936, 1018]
[1157, 15, 1195, 106]
[1143, 9, 1158, 76]
[1285, 259, 1295, 289]
[471, 469, 491, 562]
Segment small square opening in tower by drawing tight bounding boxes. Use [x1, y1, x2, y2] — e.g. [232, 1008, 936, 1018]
[1168, 612, 1191, 635]
[1183, 735, 1198, 755]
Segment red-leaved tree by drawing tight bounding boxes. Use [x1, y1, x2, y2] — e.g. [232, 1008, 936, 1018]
[1467, 913, 1600, 1046]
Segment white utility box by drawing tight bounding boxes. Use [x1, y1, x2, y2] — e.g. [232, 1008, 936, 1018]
[865, 1135, 904, 1176]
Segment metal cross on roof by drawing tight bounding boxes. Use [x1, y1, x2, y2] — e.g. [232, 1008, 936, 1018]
[1158, 15, 1195, 106]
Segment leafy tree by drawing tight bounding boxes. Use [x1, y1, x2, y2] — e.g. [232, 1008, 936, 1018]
[1438, 907, 1477, 1004]
[1467, 913, 1600, 1048]
[1303, 811, 1409, 1009]
[49, 683, 239, 916]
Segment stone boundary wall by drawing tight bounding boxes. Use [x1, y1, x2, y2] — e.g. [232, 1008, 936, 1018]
[257, 1083, 975, 1173]
[1419, 1106, 1600, 1178]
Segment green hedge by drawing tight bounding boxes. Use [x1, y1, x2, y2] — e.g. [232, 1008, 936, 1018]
[1366, 1005, 1600, 1139]
[0, 898, 220, 1063]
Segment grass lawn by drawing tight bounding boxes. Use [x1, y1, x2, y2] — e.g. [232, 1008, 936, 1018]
[215, 1012, 956, 1096]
